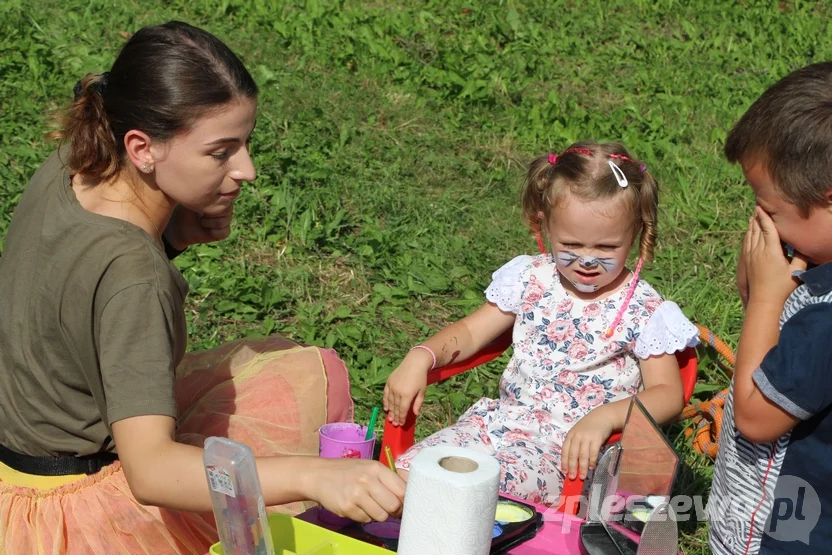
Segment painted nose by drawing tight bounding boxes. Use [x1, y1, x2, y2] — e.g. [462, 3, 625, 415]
[578, 257, 599, 269]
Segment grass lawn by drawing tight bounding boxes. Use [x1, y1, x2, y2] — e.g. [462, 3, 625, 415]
[3, 0, 832, 552]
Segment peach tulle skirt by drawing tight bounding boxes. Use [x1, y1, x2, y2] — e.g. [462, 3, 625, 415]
[0, 336, 354, 555]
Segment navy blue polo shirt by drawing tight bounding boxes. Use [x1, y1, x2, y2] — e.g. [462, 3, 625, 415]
[709, 262, 832, 555]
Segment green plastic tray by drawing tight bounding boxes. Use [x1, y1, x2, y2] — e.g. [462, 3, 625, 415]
[208, 513, 393, 555]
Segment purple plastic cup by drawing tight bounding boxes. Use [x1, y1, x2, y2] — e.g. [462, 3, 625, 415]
[319, 422, 376, 460]
[317, 422, 377, 525]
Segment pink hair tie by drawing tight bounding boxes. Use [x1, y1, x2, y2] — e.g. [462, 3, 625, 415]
[548, 153, 558, 165]
[564, 147, 592, 157]
[410, 345, 437, 370]
[609, 153, 647, 173]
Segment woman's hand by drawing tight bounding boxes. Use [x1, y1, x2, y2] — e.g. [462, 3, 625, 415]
[164, 204, 234, 250]
[383, 352, 432, 427]
[561, 406, 615, 481]
[309, 459, 406, 522]
[744, 207, 807, 308]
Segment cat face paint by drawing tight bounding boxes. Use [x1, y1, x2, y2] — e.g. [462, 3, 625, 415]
[555, 250, 621, 292]
[556, 251, 619, 272]
[545, 192, 636, 297]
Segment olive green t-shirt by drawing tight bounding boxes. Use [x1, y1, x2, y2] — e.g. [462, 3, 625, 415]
[0, 150, 188, 457]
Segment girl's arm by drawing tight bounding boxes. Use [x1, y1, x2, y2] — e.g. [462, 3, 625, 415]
[602, 353, 685, 431]
[384, 302, 515, 425]
[112, 415, 405, 522]
[561, 353, 684, 480]
[410, 302, 516, 369]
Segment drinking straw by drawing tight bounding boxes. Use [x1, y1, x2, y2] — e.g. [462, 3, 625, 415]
[365, 406, 380, 441]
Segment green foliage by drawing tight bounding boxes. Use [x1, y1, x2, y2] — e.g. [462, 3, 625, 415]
[2, 1, 831, 551]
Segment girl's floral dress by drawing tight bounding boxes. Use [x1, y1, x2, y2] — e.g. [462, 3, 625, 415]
[394, 254, 699, 507]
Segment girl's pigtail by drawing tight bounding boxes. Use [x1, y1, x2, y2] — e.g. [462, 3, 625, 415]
[638, 169, 659, 263]
[521, 155, 556, 237]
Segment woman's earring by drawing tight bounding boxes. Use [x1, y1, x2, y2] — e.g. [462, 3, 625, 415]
[140, 163, 153, 173]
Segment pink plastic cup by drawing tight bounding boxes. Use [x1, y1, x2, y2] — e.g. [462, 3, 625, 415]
[317, 422, 376, 525]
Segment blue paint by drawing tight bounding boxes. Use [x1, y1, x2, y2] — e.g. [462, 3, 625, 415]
[492, 523, 503, 538]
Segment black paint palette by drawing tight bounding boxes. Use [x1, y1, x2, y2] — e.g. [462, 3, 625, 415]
[489, 498, 544, 554]
[338, 496, 543, 553]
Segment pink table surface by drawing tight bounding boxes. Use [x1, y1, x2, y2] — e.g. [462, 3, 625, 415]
[205, 499, 683, 554]
[295, 495, 589, 555]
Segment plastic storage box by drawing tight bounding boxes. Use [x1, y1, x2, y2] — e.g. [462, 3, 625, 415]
[209, 513, 393, 555]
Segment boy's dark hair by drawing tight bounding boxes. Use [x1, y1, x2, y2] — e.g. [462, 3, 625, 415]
[725, 62, 832, 216]
[48, 20, 258, 181]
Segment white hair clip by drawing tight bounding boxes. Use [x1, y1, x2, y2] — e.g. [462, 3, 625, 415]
[609, 160, 628, 188]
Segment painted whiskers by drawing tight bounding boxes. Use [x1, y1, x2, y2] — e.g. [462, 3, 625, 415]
[554, 250, 619, 293]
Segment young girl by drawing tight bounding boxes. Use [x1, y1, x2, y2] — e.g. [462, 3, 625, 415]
[0, 21, 403, 555]
[383, 141, 699, 506]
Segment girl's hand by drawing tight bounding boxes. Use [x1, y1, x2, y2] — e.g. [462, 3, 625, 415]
[561, 407, 615, 481]
[744, 207, 807, 308]
[310, 459, 406, 523]
[383, 352, 432, 426]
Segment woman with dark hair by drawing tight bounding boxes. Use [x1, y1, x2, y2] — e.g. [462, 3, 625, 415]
[0, 20, 404, 554]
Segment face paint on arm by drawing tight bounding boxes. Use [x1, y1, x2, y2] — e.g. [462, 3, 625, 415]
[449, 350, 461, 364]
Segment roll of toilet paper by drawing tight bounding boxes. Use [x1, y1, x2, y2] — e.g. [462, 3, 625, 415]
[397, 446, 501, 555]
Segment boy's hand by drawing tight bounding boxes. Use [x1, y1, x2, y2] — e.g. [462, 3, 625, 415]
[383, 356, 430, 426]
[744, 207, 808, 307]
[561, 407, 615, 481]
[736, 244, 750, 309]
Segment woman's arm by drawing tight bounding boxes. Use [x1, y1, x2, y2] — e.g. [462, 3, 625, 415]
[112, 415, 405, 522]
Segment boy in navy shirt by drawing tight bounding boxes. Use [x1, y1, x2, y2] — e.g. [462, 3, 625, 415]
[708, 62, 832, 554]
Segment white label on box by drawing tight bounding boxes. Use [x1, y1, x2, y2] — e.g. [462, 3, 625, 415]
[206, 466, 236, 497]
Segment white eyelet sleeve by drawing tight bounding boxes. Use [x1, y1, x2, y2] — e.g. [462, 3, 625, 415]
[484, 255, 534, 314]
[634, 301, 700, 359]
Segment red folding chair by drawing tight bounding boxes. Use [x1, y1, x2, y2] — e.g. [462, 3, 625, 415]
[380, 324, 698, 516]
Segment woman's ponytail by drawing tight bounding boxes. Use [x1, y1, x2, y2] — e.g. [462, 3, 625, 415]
[47, 72, 119, 180]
